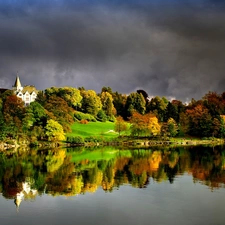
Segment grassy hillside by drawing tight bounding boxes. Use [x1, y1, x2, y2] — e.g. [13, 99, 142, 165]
[67, 121, 119, 139]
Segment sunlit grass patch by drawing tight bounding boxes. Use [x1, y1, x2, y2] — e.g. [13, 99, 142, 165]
[67, 121, 118, 138]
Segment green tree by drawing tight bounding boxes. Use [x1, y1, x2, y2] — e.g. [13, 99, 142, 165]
[29, 102, 47, 126]
[22, 109, 35, 134]
[97, 109, 107, 122]
[167, 118, 178, 137]
[44, 87, 83, 109]
[57, 87, 82, 108]
[146, 96, 168, 122]
[112, 92, 127, 118]
[80, 90, 102, 117]
[35, 91, 47, 106]
[101, 86, 113, 95]
[220, 115, 225, 138]
[100, 91, 115, 118]
[164, 102, 178, 122]
[125, 92, 146, 118]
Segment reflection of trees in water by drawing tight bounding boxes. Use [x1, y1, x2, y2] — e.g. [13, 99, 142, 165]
[189, 147, 225, 189]
[1, 146, 225, 201]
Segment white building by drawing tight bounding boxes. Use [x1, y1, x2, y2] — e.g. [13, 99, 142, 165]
[12, 76, 38, 105]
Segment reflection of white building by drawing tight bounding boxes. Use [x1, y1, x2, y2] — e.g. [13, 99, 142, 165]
[14, 181, 37, 211]
[12, 76, 38, 106]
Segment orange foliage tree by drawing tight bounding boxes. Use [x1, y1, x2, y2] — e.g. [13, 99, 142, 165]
[114, 116, 128, 136]
[129, 111, 161, 137]
[185, 104, 212, 137]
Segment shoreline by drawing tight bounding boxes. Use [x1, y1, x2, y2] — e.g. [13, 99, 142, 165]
[1, 138, 224, 151]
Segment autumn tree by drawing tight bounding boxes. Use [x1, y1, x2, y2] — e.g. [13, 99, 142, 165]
[0, 98, 7, 140]
[114, 116, 128, 136]
[203, 92, 224, 117]
[146, 113, 161, 136]
[3, 95, 25, 136]
[3, 95, 24, 122]
[129, 112, 160, 137]
[44, 95, 74, 132]
[129, 111, 148, 136]
[185, 104, 212, 137]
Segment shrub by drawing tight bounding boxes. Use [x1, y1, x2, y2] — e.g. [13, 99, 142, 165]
[84, 136, 104, 143]
[97, 110, 107, 122]
[202, 137, 209, 140]
[80, 119, 89, 124]
[74, 111, 96, 122]
[67, 136, 84, 144]
[108, 115, 116, 122]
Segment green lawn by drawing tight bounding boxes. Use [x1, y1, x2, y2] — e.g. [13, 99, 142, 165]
[67, 121, 118, 138]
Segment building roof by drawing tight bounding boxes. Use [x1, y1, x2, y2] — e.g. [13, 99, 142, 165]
[13, 76, 22, 88]
[21, 85, 38, 94]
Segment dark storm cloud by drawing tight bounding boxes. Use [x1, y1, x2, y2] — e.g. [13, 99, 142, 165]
[0, 0, 225, 102]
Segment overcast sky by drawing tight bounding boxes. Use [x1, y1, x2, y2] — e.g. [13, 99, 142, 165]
[0, 0, 225, 102]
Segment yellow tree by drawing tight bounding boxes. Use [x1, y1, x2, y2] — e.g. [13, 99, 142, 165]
[80, 90, 102, 116]
[45, 119, 65, 141]
[129, 112, 160, 137]
[146, 113, 161, 136]
[100, 91, 116, 117]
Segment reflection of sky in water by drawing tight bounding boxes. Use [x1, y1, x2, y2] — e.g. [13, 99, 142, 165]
[1, 174, 225, 225]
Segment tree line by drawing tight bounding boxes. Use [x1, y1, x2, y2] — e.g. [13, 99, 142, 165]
[0, 86, 225, 142]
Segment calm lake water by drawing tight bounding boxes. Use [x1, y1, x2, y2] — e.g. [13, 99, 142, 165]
[0, 145, 225, 225]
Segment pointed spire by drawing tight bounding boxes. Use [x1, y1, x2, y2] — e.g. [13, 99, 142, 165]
[12, 72, 23, 93]
[14, 192, 24, 212]
[13, 74, 22, 88]
[14, 198, 22, 212]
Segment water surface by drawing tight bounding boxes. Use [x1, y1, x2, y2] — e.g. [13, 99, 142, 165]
[0, 145, 225, 225]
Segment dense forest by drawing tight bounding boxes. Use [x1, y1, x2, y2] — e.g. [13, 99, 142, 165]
[0, 86, 225, 143]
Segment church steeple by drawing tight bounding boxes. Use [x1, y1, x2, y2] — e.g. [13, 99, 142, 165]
[12, 73, 23, 92]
